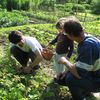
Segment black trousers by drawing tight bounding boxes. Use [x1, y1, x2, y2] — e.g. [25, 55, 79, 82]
[10, 46, 36, 67]
[55, 69, 100, 100]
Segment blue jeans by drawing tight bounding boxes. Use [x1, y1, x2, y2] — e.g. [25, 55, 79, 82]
[56, 68, 100, 100]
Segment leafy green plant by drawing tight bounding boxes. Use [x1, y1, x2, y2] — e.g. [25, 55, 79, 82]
[91, 0, 100, 14]
[72, 4, 86, 12]
[0, 22, 100, 100]
[0, 10, 29, 27]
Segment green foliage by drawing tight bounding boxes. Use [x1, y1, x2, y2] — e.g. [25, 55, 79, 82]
[72, 4, 86, 13]
[0, 0, 7, 8]
[39, 0, 56, 11]
[0, 20, 100, 99]
[33, 12, 58, 23]
[91, 0, 100, 15]
[83, 4, 91, 10]
[64, 0, 93, 4]
[55, 4, 65, 11]
[5, 0, 33, 11]
[65, 3, 73, 10]
[0, 42, 69, 100]
[0, 10, 29, 27]
[32, 0, 42, 11]
[20, 0, 30, 11]
[82, 21, 100, 36]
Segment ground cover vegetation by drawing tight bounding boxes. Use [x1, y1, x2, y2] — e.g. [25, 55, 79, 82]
[0, 0, 100, 100]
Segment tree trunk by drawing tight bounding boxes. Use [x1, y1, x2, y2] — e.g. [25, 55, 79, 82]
[6, 0, 13, 11]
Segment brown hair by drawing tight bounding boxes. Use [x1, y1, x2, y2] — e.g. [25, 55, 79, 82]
[56, 17, 67, 29]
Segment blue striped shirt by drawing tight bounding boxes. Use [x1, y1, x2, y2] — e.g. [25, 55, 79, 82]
[76, 35, 100, 71]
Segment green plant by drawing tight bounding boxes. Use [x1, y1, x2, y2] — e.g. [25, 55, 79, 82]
[91, 0, 100, 15]
[72, 4, 86, 13]
[0, 10, 29, 27]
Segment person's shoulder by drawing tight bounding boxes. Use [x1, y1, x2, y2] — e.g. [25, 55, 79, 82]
[25, 36, 36, 41]
[24, 36, 36, 44]
[85, 35, 99, 43]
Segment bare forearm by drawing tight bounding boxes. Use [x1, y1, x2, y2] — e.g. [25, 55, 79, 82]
[64, 61, 81, 79]
[30, 57, 42, 67]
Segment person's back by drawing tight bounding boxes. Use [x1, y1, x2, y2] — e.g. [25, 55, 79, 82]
[76, 35, 100, 73]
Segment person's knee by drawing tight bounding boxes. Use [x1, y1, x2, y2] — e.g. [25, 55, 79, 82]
[10, 46, 22, 57]
[10, 46, 17, 54]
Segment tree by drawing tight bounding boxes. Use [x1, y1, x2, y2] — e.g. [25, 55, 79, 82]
[0, 0, 7, 8]
[33, 0, 42, 11]
[91, 0, 100, 14]
[6, 0, 13, 11]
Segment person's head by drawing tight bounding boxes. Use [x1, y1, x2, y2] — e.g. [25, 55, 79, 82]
[56, 17, 67, 33]
[8, 31, 24, 46]
[64, 16, 84, 42]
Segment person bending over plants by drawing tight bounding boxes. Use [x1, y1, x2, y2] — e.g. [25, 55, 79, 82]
[8, 30, 43, 74]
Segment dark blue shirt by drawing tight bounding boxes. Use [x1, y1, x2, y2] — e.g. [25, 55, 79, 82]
[49, 33, 74, 58]
[76, 35, 100, 71]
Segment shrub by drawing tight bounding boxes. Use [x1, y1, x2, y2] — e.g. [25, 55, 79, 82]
[0, 10, 29, 27]
[72, 4, 86, 12]
[55, 4, 65, 11]
[65, 3, 73, 12]
[91, 0, 100, 15]
[83, 4, 91, 10]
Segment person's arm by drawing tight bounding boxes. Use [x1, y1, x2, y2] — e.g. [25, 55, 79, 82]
[30, 50, 43, 67]
[49, 34, 59, 45]
[58, 57, 81, 79]
[67, 41, 74, 58]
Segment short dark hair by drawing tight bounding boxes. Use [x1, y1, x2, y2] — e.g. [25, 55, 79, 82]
[8, 31, 22, 44]
[64, 16, 83, 37]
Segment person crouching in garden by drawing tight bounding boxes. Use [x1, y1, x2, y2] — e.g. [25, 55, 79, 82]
[56, 16, 100, 100]
[8, 30, 43, 74]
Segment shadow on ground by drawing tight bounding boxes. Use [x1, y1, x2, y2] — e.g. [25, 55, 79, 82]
[40, 80, 72, 100]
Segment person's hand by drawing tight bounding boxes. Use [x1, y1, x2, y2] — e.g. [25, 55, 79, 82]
[23, 67, 32, 74]
[46, 44, 52, 50]
[58, 57, 67, 65]
[56, 72, 66, 80]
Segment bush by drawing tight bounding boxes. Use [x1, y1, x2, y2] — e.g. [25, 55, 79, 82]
[65, 3, 73, 12]
[55, 4, 65, 11]
[0, 10, 29, 27]
[72, 4, 86, 12]
[83, 4, 91, 10]
[91, 0, 100, 15]
[96, 16, 100, 20]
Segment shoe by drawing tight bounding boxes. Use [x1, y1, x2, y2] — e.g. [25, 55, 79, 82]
[85, 92, 94, 97]
[83, 98, 86, 100]
[53, 77, 58, 83]
[85, 93, 98, 100]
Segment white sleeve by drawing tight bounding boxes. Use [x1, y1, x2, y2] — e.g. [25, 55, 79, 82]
[27, 37, 42, 52]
